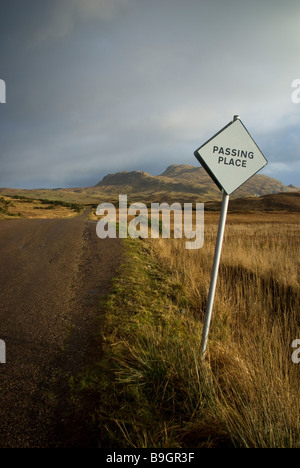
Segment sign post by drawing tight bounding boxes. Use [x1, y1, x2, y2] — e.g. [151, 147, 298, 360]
[194, 115, 268, 356]
[200, 189, 229, 355]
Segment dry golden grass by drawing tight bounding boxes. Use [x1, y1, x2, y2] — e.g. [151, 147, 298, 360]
[147, 212, 300, 447]
[0, 196, 81, 219]
[69, 209, 300, 448]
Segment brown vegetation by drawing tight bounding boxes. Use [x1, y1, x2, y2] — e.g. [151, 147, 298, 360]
[70, 210, 300, 448]
[147, 212, 300, 447]
[0, 196, 82, 219]
[1, 165, 299, 206]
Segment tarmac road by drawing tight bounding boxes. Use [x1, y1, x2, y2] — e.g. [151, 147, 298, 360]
[0, 210, 122, 448]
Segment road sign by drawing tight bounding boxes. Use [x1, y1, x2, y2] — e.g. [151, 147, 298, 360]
[194, 116, 268, 356]
[194, 116, 268, 195]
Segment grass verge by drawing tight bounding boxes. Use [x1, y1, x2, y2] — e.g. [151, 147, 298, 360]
[68, 237, 231, 448]
[69, 216, 300, 448]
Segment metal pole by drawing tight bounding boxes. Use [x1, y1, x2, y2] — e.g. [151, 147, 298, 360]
[200, 189, 229, 356]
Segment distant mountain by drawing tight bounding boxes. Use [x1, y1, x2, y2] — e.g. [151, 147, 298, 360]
[95, 164, 300, 202]
[0, 164, 299, 206]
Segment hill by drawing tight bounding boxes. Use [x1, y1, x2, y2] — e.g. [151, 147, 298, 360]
[205, 191, 300, 212]
[0, 164, 299, 206]
[96, 164, 299, 202]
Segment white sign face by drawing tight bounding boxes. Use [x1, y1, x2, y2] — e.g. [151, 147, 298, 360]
[194, 118, 268, 195]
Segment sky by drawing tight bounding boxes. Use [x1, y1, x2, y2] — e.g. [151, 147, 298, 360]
[0, 0, 299, 189]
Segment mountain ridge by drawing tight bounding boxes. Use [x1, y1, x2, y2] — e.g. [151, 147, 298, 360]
[95, 164, 299, 200]
[0, 164, 299, 206]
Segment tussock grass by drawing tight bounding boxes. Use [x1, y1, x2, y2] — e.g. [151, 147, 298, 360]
[0, 195, 83, 219]
[70, 213, 300, 448]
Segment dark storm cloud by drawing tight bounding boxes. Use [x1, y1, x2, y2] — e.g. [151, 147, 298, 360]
[0, 0, 299, 188]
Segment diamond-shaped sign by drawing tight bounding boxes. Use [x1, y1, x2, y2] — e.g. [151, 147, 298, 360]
[194, 118, 268, 195]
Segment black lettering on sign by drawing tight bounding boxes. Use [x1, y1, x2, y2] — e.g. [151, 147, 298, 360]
[214, 146, 255, 168]
[213, 146, 254, 160]
[217, 156, 247, 168]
